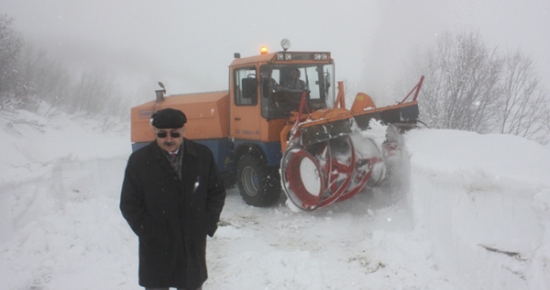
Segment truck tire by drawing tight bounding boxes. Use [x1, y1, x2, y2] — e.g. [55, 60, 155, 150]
[236, 154, 281, 207]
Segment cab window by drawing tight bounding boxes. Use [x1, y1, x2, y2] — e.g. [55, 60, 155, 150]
[234, 67, 258, 106]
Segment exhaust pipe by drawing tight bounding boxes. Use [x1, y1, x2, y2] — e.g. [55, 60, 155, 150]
[155, 89, 165, 102]
[155, 81, 166, 102]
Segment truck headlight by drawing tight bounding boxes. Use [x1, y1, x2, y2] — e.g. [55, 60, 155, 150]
[277, 53, 292, 61]
[314, 53, 328, 60]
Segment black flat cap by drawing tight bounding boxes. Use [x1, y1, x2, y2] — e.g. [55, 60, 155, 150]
[151, 108, 187, 128]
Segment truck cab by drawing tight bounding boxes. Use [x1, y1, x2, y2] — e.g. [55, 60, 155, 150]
[229, 50, 335, 167]
[227, 49, 336, 206]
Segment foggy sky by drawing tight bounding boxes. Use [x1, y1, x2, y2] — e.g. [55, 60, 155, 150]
[2, 0, 549, 104]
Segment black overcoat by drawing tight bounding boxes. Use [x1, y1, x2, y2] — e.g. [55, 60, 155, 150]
[120, 139, 226, 289]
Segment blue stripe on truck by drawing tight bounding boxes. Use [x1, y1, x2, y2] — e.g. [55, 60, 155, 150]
[132, 138, 281, 173]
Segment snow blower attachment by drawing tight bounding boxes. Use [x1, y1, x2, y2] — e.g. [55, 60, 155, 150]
[281, 77, 424, 211]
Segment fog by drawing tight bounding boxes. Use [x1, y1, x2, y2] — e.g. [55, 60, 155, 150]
[2, 0, 549, 102]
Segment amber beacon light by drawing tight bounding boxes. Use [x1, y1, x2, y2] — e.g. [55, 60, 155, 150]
[260, 46, 268, 55]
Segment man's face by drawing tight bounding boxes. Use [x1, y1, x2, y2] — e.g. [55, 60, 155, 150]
[155, 127, 185, 152]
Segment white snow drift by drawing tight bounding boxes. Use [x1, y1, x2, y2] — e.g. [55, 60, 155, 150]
[1, 107, 549, 289]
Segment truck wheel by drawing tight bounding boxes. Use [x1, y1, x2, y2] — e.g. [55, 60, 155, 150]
[236, 154, 281, 207]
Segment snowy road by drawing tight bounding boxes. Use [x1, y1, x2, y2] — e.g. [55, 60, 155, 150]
[1, 110, 549, 289]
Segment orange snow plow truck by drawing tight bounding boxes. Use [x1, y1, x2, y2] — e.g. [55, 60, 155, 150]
[131, 39, 424, 211]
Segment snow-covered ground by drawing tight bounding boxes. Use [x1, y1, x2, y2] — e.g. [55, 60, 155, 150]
[1, 107, 549, 290]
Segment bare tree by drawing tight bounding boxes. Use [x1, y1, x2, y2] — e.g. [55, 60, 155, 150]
[416, 31, 502, 133]
[17, 46, 129, 120]
[66, 69, 129, 121]
[66, 70, 113, 115]
[0, 14, 23, 107]
[13, 45, 72, 113]
[406, 30, 550, 143]
[0, 16, 71, 114]
[498, 50, 550, 143]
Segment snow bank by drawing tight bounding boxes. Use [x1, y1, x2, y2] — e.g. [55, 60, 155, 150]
[406, 128, 550, 289]
[1, 108, 549, 289]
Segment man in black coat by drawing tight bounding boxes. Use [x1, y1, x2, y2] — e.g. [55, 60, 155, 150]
[120, 108, 226, 290]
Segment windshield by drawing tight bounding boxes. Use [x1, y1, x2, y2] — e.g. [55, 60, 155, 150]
[260, 64, 335, 120]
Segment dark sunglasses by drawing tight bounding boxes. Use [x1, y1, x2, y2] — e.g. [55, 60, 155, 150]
[156, 132, 181, 138]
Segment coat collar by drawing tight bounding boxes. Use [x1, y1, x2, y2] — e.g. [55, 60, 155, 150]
[182, 138, 198, 157]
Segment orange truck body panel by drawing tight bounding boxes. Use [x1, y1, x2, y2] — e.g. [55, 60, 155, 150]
[227, 75, 288, 143]
[350, 92, 376, 113]
[131, 91, 229, 143]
